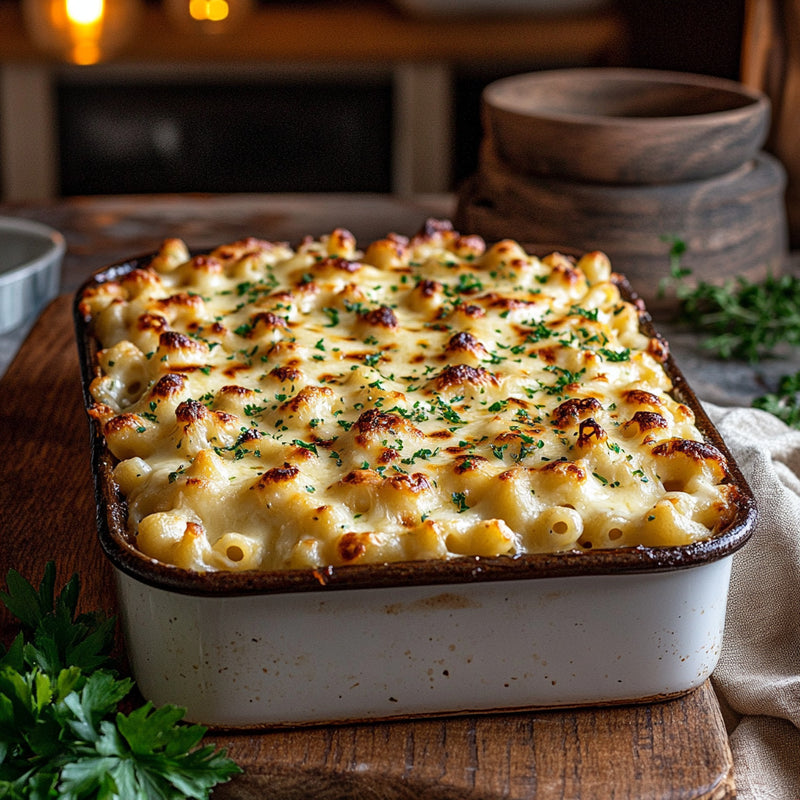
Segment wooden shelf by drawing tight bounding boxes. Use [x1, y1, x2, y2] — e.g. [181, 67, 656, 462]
[0, 0, 627, 66]
[0, 1, 627, 200]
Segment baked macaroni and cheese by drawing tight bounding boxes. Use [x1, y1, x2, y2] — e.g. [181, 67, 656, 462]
[78, 219, 739, 573]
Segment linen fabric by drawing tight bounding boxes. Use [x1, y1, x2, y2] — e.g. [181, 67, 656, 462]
[706, 404, 800, 799]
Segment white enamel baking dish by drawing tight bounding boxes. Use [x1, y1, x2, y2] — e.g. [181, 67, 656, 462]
[113, 557, 736, 728]
[75, 254, 756, 729]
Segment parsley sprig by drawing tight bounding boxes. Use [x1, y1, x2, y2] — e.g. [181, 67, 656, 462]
[0, 563, 240, 799]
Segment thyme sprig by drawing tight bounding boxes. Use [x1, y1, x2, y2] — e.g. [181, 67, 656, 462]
[752, 371, 800, 429]
[678, 273, 800, 362]
[663, 256, 800, 363]
[660, 239, 800, 428]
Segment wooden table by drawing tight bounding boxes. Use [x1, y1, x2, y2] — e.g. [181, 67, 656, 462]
[0, 194, 736, 798]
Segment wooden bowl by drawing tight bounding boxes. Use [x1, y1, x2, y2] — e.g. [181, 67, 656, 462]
[482, 68, 771, 185]
[455, 144, 787, 316]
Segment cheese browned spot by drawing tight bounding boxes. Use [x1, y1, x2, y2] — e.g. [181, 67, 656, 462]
[151, 373, 186, 397]
[577, 419, 607, 449]
[361, 305, 398, 329]
[81, 219, 738, 571]
[551, 397, 603, 428]
[254, 463, 300, 486]
[433, 364, 497, 391]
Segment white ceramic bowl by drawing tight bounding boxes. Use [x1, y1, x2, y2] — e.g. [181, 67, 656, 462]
[0, 217, 66, 334]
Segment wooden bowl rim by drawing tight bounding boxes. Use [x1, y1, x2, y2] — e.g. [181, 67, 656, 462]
[483, 67, 769, 128]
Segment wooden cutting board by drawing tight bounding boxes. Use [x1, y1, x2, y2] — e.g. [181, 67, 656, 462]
[0, 296, 736, 800]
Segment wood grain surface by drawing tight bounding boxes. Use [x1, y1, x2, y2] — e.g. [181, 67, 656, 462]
[0, 296, 736, 799]
[456, 139, 787, 317]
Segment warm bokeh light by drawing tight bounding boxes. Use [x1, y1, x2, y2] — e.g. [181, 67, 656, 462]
[23, 0, 139, 64]
[166, 0, 252, 34]
[189, 0, 229, 22]
[65, 0, 104, 25]
[69, 41, 99, 64]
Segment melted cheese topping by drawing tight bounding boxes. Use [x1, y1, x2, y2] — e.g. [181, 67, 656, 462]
[80, 219, 738, 572]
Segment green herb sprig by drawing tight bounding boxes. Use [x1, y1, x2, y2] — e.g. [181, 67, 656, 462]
[661, 249, 800, 363]
[0, 562, 240, 799]
[678, 273, 800, 362]
[659, 239, 800, 428]
[752, 371, 800, 429]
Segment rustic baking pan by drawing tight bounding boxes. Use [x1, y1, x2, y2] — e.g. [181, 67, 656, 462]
[74, 251, 756, 729]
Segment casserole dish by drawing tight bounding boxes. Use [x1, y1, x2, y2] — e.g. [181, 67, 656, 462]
[74, 225, 755, 728]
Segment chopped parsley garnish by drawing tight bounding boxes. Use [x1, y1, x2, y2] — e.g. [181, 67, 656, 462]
[539, 366, 587, 396]
[168, 465, 186, 483]
[569, 305, 599, 321]
[599, 347, 631, 362]
[435, 398, 463, 426]
[451, 492, 470, 513]
[491, 443, 508, 460]
[292, 439, 318, 455]
[454, 273, 484, 294]
[401, 447, 439, 465]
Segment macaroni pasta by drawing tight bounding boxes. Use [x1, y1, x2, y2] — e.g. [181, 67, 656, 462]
[79, 220, 739, 572]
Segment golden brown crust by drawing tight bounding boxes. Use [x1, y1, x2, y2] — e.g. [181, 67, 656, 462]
[80, 220, 736, 571]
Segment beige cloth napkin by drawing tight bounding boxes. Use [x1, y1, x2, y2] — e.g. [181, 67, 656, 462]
[705, 403, 800, 799]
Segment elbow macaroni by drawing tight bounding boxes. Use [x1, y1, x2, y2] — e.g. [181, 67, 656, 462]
[80, 219, 740, 572]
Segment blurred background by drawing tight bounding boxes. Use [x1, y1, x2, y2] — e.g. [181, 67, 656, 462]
[0, 0, 751, 202]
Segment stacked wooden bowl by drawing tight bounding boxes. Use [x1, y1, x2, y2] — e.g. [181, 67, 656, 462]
[456, 68, 788, 315]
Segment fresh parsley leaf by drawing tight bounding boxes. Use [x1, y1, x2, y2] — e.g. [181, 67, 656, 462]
[0, 563, 115, 678]
[539, 366, 586, 396]
[599, 347, 630, 362]
[292, 439, 318, 455]
[0, 563, 241, 799]
[322, 307, 340, 327]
